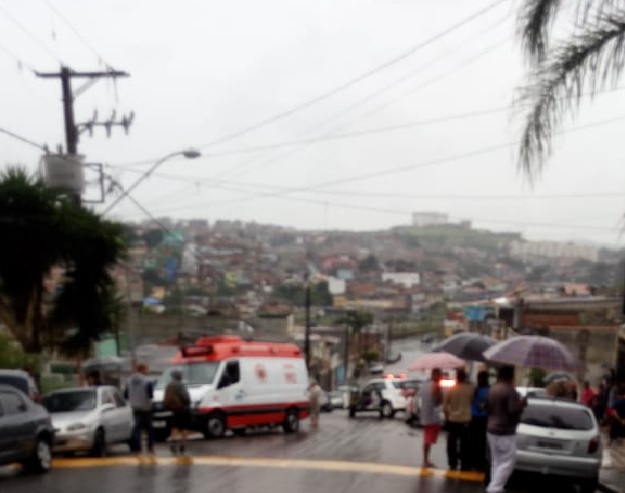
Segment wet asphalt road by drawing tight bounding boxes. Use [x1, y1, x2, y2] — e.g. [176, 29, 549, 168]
[0, 339, 586, 492]
[0, 411, 583, 493]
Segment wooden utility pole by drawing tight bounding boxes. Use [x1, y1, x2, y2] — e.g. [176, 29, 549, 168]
[36, 66, 131, 204]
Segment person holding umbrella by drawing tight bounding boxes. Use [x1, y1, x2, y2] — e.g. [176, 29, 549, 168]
[485, 365, 527, 493]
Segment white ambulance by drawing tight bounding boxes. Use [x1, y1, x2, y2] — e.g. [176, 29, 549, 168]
[152, 336, 310, 439]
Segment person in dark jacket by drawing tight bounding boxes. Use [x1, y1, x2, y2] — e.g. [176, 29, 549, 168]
[470, 370, 490, 472]
[164, 370, 192, 456]
[485, 366, 527, 493]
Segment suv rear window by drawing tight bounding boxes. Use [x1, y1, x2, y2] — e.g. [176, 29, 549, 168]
[521, 402, 594, 430]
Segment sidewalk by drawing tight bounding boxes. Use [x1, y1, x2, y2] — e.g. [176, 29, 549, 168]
[599, 449, 625, 493]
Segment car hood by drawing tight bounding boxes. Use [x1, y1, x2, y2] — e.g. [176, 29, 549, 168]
[50, 410, 97, 429]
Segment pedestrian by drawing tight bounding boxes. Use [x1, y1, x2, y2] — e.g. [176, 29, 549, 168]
[608, 384, 625, 469]
[308, 379, 322, 429]
[125, 362, 155, 460]
[485, 365, 527, 493]
[580, 381, 596, 407]
[469, 370, 490, 473]
[595, 382, 607, 422]
[164, 369, 192, 456]
[420, 368, 443, 469]
[443, 368, 474, 472]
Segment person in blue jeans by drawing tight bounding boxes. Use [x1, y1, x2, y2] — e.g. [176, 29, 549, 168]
[470, 370, 490, 473]
[125, 363, 155, 460]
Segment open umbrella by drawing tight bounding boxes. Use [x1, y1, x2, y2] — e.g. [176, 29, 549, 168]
[407, 352, 465, 371]
[482, 336, 584, 371]
[431, 332, 497, 362]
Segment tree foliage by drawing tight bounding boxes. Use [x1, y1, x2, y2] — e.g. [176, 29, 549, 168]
[517, 1, 625, 177]
[0, 167, 127, 354]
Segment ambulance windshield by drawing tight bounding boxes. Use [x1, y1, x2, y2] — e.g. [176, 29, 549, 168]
[156, 362, 220, 388]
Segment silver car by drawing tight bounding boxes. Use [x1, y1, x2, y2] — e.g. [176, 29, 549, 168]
[515, 397, 602, 493]
[43, 386, 133, 456]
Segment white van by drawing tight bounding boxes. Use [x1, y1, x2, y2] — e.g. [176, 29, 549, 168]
[152, 336, 310, 439]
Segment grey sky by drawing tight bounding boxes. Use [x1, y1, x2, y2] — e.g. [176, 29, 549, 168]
[1, 0, 625, 246]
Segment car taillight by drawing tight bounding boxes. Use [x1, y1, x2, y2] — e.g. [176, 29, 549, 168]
[588, 436, 600, 454]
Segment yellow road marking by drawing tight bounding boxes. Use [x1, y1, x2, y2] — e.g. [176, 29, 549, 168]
[51, 456, 485, 482]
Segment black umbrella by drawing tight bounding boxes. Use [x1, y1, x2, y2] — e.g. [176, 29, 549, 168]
[432, 332, 497, 362]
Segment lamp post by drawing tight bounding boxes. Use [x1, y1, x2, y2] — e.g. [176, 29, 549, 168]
[103, 149, 201, 214]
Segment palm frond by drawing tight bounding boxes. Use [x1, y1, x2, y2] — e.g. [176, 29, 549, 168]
[519, 0, 565, 65]
[518, 0, 625, 65]
[518, 13, 625, 179]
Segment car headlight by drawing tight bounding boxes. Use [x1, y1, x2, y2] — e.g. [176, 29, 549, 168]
[67, 423, 88, 431]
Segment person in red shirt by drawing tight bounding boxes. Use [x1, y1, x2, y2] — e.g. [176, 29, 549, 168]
[580, 381, 596, 407]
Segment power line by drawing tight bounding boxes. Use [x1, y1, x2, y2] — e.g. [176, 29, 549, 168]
[0, 40, 36, 72]
[129, 183, 619, 233]
[207, 36, 508, 184]
[39, 0, 115, 69]
[191, 0, 509, 152]
[0, 125, 48, 151]
[0, 4, 62, 62]
[126, 112, 625, 213]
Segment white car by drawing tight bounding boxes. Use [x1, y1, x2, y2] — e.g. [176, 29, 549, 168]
[515, 397, 602, 493]
[348, 378, 407, 418]
[43, 386, 133, 456]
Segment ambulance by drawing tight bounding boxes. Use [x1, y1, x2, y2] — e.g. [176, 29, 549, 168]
[152, 336, 310, 440]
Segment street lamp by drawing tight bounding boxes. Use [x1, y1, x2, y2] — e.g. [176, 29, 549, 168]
[103, 149, 201, 214]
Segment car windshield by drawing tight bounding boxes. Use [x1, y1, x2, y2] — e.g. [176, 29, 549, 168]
[156, 362, 219, 388]
[44, 389, 97, 413]
[521, 402, 594, 430]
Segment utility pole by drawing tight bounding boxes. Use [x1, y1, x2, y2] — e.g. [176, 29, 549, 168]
[304, 274, 311, 370]
[36, 66, 131, 204]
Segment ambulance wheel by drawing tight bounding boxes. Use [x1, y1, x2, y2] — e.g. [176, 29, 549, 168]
[282, 409, 299, 433]
[203, 412, 226, 438]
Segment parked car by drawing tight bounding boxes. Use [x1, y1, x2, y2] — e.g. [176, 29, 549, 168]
[0, 369, 39, 401]
[0, 383, 54, 473]
[42, 386, 133, 456]
[515, 397, 602, 493]
[348, 378, 407, 418]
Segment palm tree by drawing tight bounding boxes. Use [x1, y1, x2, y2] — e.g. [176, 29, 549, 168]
[0, 167, 127, 354]
[517, 1, 625, 177]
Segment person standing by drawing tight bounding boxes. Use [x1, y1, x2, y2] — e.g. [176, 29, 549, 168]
[308, 379, 322, 429]
[469, 370, 490, 473]
[486, 365, 527, 493]
[443, 368, 474, 471]
[125, 363, 155, 460]
[164, 370, 192, 456]
[580, 381, 596, 407]
[420, 368, 443, 469]
[607, 384, 625, 468]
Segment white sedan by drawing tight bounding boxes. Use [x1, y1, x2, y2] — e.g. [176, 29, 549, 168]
[43, 386, 133, 456]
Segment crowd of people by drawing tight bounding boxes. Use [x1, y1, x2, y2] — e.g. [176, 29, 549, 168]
[418, 366, 625, 492]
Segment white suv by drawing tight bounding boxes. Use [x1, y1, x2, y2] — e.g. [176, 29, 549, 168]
[348, 378, 407, 418]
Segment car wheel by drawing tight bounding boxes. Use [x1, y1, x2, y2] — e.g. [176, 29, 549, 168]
[203, 412, 226, 439]
[24, 436, 52, 473]
[579, 476, 598, 493]
[90, 428, 106, 457]
[381, 401, 394, 418]
[282, 409, 299, 433]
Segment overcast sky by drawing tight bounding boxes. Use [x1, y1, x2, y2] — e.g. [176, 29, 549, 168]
[2, 0, 625, 246]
